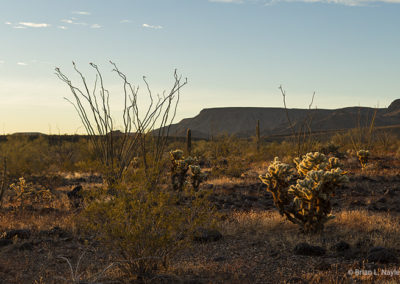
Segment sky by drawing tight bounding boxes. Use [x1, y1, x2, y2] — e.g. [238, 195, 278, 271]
[1, 0, 400, 134]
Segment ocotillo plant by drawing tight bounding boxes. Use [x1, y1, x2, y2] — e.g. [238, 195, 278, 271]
[186, 128, 192, 156]
[256, 120, 260, 153]
[56, 62, 187, 190]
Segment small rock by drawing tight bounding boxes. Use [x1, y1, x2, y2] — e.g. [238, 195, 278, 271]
[193, 228, 222, 243]
[5, 229, 31, 240]
[331, 241, 350, 252]
[294, 242, 326, 256]
[367, 247, 398, 264]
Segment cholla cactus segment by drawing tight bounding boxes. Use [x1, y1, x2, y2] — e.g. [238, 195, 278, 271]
[189, 165, 207, 191]
[189, 165, 202, 175]
[185, 156, 197, 166]
[289, 169, 348, 202]
[170, 149, 184, 161]
[327, 157, 342, 170]
[294, 152, 329, 177]
[357, 150, 369, 157]
[357, 150, 369, 169]
[259, 157, 296, 187]
[10, 177, 27, 199]
[259, 157, 296, 215]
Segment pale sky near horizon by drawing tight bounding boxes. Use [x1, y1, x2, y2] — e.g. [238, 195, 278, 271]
[1, 0, 400, 134]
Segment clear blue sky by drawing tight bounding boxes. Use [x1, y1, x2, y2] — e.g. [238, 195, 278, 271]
[1, 0, 400, 134]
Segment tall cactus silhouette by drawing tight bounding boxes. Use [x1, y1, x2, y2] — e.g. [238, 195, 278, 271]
[256, 120, 260, 152]
[186, 128, 192, 156]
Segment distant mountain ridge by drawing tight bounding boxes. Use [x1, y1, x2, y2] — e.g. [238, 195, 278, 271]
[165, 99, 400, 139]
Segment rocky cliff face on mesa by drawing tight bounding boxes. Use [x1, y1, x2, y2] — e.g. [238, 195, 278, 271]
[165, 100, 400, 138]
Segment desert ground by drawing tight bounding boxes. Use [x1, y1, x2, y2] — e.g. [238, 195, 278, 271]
[1, 133, 400, 284]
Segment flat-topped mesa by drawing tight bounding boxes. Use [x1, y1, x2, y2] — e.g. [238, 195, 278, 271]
[387, 99, 400, 113]
[160, 101, 400, 139]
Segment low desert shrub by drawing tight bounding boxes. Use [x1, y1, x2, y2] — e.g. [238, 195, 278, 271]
[78, 151, 213, 280]
[79, 184, 215, 279]
[210, 157, 249, 178]
[0, 135, 52, 178]
[259, 152, 348, 233]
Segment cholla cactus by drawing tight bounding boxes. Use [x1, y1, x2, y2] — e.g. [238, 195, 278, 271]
[259, 158, 296, 215]
[357, 150, 369, 169]
[260, 152, 348, 233]
[189, 165, 207, 191]
[170, 150, 206, 191]
[288, 167, 348, 232]
[10, 177, 53, 209]
[10, 177, 28, 208]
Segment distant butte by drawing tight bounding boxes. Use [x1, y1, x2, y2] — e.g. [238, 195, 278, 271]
[161, 99, 400, 138]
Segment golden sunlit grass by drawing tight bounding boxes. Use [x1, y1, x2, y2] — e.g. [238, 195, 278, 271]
[221, 209, 400, 249]
[168, 209, 400, 284]
[207, 176, 244, 186]
[0, 210, 75, 232]
[0, 189, 74, 232]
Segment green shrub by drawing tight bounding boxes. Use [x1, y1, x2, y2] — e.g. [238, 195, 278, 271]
[79, 184, 215, 279]
[259, 152, 348, 233]
[0, 136, 51, 178]
[210, 157, 248, 178]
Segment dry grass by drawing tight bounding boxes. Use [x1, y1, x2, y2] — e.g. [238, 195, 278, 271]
[169, 209, 400, 283]
[2, 194, 400, 283]
[0, 209, 74, 232]
[221, 209, 400, 248]
[207, 176, 245, 186]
